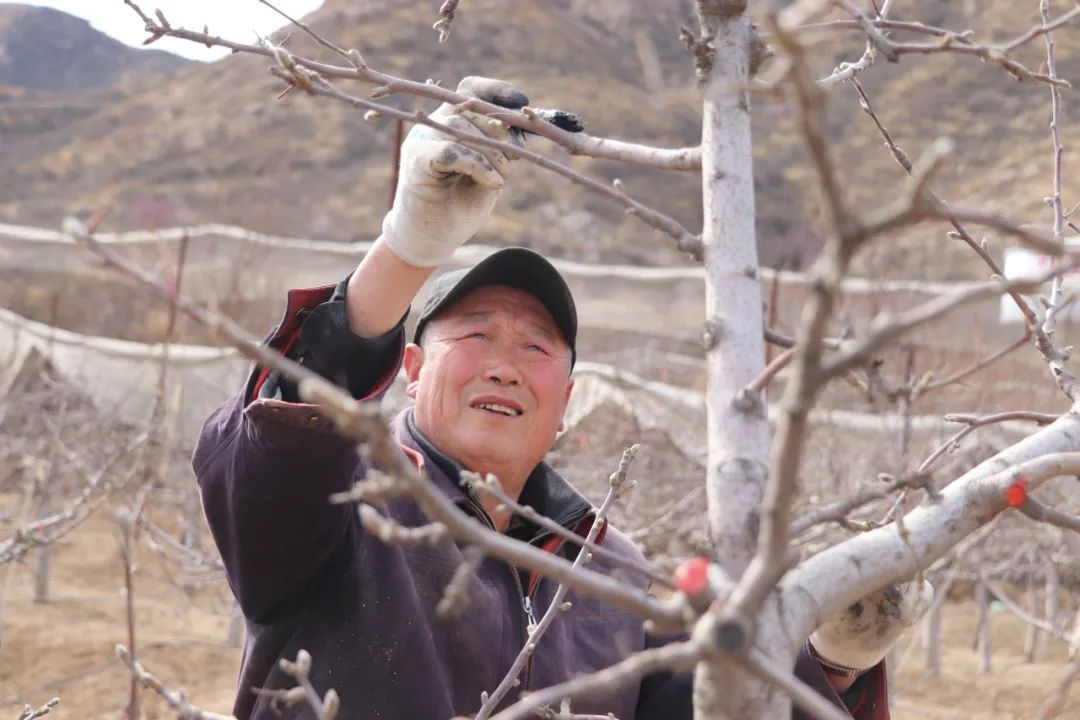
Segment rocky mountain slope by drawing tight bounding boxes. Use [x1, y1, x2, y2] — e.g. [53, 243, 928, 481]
[0, 0, 1078, 275]
[0, 4, 188, 91]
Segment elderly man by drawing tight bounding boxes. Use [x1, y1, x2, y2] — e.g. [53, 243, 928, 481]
[194, 78, 927, 719]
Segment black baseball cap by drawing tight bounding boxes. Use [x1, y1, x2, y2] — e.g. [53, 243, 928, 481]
[412, 247, 578, 368]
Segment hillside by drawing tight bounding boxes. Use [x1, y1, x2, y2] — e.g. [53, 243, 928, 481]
[0, 0, 1078, 274]
[0, 4, 189, 91]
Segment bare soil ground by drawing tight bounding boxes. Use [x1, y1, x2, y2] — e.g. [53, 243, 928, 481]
[0, 502, 1076, 719]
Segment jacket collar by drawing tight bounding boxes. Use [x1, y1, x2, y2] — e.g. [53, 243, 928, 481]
[395, 409, 593, 533]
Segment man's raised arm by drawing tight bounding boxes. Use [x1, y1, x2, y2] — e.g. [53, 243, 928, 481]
[192, 76, 528, 622]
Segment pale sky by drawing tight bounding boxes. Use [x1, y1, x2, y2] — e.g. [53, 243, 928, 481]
[4, 1, 325, 61]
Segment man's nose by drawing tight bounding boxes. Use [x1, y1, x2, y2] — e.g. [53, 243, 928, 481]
[484, 349, 523, 386]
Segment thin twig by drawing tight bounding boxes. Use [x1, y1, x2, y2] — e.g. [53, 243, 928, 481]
[251, 649, 340, 720]
[818, 2, 1079, 87]
[464, 469, 672, 589]
[789, 474, 922, 537]
[824, 266, 1073, 378]
[922, 330, 1031, 393]
[1036, 655, 1080, 720]
[918, 411, 1057, 474]
[433, 0, 460, 43]
[0, 433, 147, 564]
[978, 571, 1075, 649]
[1041, 0, 1069, 345]
[484, 640, 703, 720]
[116, 645, 235, 720]
[1017, 496, 1080, 536]
[848, 76, 1080, 399]
[475, 445, 639, 719]
[16, 699, 59, 720]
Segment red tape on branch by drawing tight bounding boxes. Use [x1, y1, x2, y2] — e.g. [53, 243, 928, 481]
[673, 557, 710, 596]
[1005, 476, 1029, 508]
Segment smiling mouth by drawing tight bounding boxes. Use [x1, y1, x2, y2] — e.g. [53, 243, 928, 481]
[473, 402, 523, 417]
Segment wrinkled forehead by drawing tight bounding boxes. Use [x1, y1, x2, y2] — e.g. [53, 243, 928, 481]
[434, 285, 562, 338]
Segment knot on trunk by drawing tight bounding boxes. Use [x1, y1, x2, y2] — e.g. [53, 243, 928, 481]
[749, 24, 771, 77]
[697, 0, 748, 20]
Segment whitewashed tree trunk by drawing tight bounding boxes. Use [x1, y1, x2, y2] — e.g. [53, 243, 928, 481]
[225, 596, 244, 650]
[33, 547, 51, 604]
[1024, 570, 1040, 663]
[923, 599, 943, 677]
[694, 1, 778, 718]
[975, 580, 992, 673]
[181, 487, 203, 556]
[1044, 559, 1060, 660]
[33, 489, 54, 604]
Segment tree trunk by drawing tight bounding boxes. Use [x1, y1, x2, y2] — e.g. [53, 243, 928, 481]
[225, 596, 245, 650]
[694, 1, 777, 718]
[923, 599, 942, 678]
[975, 580, 992, 673]
[33, 547, 51, 604]
[1024, 572, 1039, 663]
[1044, 559, 1060, 660]
[181, 487, 203, 556]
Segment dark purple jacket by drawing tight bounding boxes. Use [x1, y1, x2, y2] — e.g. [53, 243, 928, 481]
[192, 280, 889, 720]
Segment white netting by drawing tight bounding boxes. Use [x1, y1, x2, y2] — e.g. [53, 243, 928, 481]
[0, 306, 1033, 459]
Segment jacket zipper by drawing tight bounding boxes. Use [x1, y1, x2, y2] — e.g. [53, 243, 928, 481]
[461, 496, 535, 647]
[461, 494, 587, 697]
[520, 530, 572, 693]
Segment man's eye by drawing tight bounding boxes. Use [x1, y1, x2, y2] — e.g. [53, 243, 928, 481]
[527, 344, 549, 354]
[467, 332, 488, 340]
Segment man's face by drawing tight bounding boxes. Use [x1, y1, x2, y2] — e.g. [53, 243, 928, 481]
[404, 285, 574, 479]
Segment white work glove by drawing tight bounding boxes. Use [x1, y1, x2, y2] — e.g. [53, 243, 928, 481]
[381, 76, 527, 267]
[810, 578, 933, 673]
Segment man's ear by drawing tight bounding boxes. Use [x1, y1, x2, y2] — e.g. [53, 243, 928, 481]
[558, 377, 575, 433]
[403, 343, 425, 399]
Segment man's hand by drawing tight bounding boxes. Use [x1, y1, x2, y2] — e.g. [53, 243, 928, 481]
[810, 578, 933, 676]
[381, 76, 528, 268]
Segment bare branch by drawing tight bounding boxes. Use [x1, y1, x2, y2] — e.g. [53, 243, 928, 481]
[253, 649, 340, 720]
[849, 77, 1080, 399]
[817, 2, 1079, 87]
[824, 267, 1071, 378]
[0, 433, 147, 564]
[922, 330, 1031, 394]
[433, 0, 460, 43]
[256, 0, 358, 66]
[1040, 0, 1070, 360]
[15, 699, 59, 720]
[437, 547, 484, 619]
[464, 469, 672, 590]
[291, 76, 701, 259]
[804, 5, 1080, 56]
[116, 645, 236, 720]
[789, 474, 924, 538]
[1035, 656, 1080, 720]
[485, 640, 702, 720]
[357, 505, 450, 546]
[1017, 496, 1080, 536]
[918, 411, 1058, 474]
[978, 571, 1075, 648]
[849, 78, 1043, 324]
[783, 440, 1080, 644]
[120, 1, 701, 171]
[817, 0, 898, 86]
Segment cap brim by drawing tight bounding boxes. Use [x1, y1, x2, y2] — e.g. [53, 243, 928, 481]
[414, 248, 577, 363]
